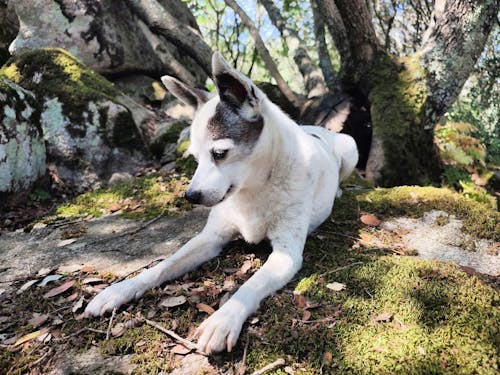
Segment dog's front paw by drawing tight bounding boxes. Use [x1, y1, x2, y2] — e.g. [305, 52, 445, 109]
[84, 279, 144, 317]
[195, 301, 246, 354]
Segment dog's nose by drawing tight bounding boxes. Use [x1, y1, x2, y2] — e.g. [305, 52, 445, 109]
[184, 190, 202, 204]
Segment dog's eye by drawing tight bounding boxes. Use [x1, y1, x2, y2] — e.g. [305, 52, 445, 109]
[211, 149, 228, 161]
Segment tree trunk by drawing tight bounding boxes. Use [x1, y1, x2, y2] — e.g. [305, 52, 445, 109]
[311, 0, 337, 92]
[330, 0, 498, 186]
[126, 0, 213, 76]
[260, 0, 327, 98]
[223, 0, 303, 108]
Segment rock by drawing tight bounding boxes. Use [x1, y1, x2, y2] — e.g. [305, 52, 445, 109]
[0, 1, 18, 65]
[50, 347, 135, 375]
[108, 172, 133, 186]
[8, 0, 206, 84]
[1, 48, 148, 192]
[150, 120, 189, 161]
[0, 77, 46, 200]
[113, 75, 166, 104]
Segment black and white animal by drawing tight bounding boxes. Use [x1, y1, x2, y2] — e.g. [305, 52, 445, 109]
[85, 52, 358, 354]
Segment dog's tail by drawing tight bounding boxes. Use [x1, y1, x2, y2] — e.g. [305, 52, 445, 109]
[331, 133, 359, 182]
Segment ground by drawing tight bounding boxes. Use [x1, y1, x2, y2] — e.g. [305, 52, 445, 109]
[0, 173, 498, 374]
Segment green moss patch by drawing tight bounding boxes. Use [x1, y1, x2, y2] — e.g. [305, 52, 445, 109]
[3, 187, 498, 374]
[0, 48, 122, 122]
[53, 174, 192, 221]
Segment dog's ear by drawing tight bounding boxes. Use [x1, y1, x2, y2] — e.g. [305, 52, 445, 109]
[161, 76, 209, 109]
[212, 52, 260, 117]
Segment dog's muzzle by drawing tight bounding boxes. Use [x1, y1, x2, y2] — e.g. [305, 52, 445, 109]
[184, 190, 202, 204]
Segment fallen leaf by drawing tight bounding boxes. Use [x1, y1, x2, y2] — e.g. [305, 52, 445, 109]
[109, 203, 121, 213]
[250, 317, 259, 325]
[240, 260, 253, 274]
[28, 314, 49, 328]
[72, 296, 85, 313]
[82, 277, 104, 285]
[43, 280, 75, 298]
[111, 323, 126, 337]
[294, 294, 307, 309]
[302, 310, 312, 321]
[13, 328, 49, 347]
[373, 312, 393, 322]
[360, 214, 381, 226]
[323, 351, 333, 363]
[57, 264, 82, 273]
[66, 292, 79, 302]
[37, 274, 63, 287]
[196, 303, 215, 315]
[160, 296, 187, 308]
[326, 282, 346, 292]
[80, 266, 95, 273]
[222, 277, 237, 291]
[36, 268, 53, 277]
[171, 343, 192, 355]
[17, 280, 39, 295]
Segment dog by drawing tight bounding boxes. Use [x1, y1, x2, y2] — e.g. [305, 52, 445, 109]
[84, 52, 358, 354]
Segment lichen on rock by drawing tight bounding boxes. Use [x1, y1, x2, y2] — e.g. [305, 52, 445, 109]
[1, 48, 147, 191]
[0, 76, 45, 199]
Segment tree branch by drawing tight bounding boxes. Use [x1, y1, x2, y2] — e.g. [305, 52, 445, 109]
[223, 0, 303, 108]
[311, 0, 337, 91]
[125, 0, 213, 76]
[260, 0, 327, 97]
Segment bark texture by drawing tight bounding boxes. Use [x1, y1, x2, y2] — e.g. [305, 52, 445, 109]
[260, 0, 327, 98]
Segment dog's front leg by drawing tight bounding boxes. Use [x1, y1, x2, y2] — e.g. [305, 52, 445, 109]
[84, 219, 234, 317]
[195, 224, 307, 354]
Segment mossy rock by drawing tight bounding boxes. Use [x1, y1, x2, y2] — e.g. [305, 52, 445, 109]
[0, 48, 146, 190]
[0, 77, 45, 199]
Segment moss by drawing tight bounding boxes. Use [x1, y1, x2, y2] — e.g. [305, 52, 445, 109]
[150, 121, 186, 158]
[0, 48, 120, 122]
[368, 54, 440, 186]
[359, 186, 499, 241]
[52, 173, 192, 221]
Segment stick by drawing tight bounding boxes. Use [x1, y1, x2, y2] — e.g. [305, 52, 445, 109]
[250, 358, 286, 375]
[142, 317, 204, 354]
[106, 308, 117, 341]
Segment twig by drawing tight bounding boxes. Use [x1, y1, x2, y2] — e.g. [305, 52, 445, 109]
[320, 261, 364, 277]
[31, 348, 52, 366]
[250, 358, 286, 375]
[56, 327, 106, 341]
[142, 317, 204, 355]
[317, 230, 359, 241]
[236, 333, 250, 375]
[106, 308, 117, 340]
[293, 316, 337, 324]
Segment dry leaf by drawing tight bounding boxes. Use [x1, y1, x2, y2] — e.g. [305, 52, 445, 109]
[13, 328, 49, 347]
[323, 351, 333, 363]
[111, 323, 126, 337]
[80, 266, 95, 273]
[360, 214, 381, 226]
[326, 282, 346, 292]
[240, 260, 253, 274]
[160, 296, 187, 308]
[38, 275, 63, 287]
[82, 277, 104, 285]
[17, 280, 39, 295]
[222, 277, 237, 291]
[57, 264, 82, 273]
[302, 310, 312, 321]
[37, 268, 53, 277]
[171, 344, 192, 355]
[28, 314, 49, 328]
[72, 296, 85, 313]
[43, 280, 75, 298]
[66, 292, 79, 302]
[374, 312, 393, 322]
[109, 203, 121, 213]
[294, 294, 307, 309]
[196, 303, 215, 315]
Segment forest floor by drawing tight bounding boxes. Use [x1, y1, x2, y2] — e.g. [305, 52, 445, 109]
[0, 172, 498, 375]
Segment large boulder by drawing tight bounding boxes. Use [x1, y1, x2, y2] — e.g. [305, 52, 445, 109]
[0, 0, 18, 65]
[1, 48, 148, 192]
[0, 77, 45, 200]
[8, 0, 206, 85]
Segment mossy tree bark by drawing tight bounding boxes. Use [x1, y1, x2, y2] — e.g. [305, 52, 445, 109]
[330, 0, 498, 186]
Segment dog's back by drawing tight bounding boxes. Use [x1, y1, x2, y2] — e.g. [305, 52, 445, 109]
[301, 125, 358, 182]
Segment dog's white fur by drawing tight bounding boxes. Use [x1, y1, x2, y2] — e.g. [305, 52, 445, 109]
[85, 53, 358, 354]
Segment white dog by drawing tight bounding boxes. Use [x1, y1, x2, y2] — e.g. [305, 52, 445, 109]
[85, 52, 358, 354]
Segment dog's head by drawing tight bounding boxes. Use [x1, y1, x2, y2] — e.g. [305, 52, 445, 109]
[161, 52, 265, 207]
